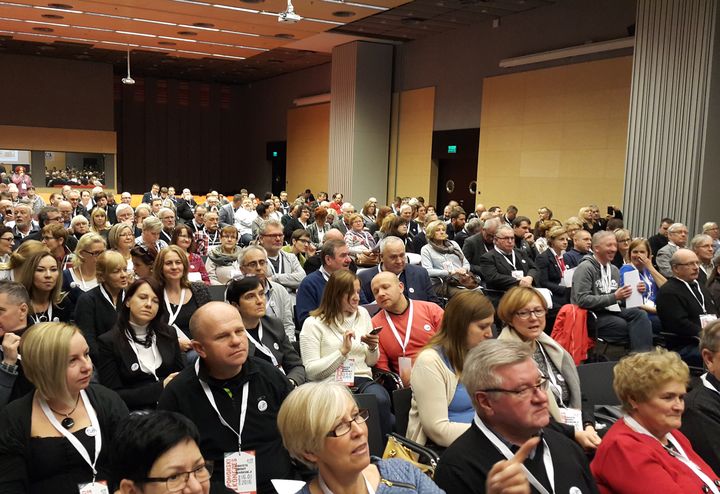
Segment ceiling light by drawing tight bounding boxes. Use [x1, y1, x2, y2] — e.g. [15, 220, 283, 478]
[133, 18, 177, 26]
[160, 35, 196, 43]
[25, 20, 69, 27]
[179, 23, 218, 31]
[220, 29, 259, 37]
[212, 53, 245, 60]
[321, 0, 388, 10]
[498, 37, 634, 68]
[122, 46, 135, 85]
[212, 4, 260, 14]
[116, 30, 156, 38]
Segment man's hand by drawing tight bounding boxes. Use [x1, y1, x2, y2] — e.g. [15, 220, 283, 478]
[1, 333, 21, 366]
[486, 437, 539, 494]
[614, 285, 632, 301]
[519, 276, 533, 288]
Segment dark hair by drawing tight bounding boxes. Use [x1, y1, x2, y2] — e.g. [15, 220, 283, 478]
[512, 216, 531, 228]
[0, 226, 12, 240]
[225, 276, 262, 305]
[171, 224, 197, 254]
[294, 205, 310, 219]
[38, 206, 59, 228]
[256, 202, 268, 217]
[110, 411, 200, 489]
[661, 217, 675, 225]
[130, 244, 157, 266]
[116, 277, 170, 347]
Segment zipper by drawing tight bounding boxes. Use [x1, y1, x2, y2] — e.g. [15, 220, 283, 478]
[380, 478, 416, 490]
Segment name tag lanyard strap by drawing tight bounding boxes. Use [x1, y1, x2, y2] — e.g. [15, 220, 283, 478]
[383, 300, 414, 356]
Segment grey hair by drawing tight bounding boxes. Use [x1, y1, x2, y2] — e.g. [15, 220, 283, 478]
[238, 245, 267, 266]
[115, 203, 133, 216]
[592, 230, 615, 248]
[700, 320, 720, 353]
[703, 222, 718, 233]
[379, 235, 405, 254]
[135, 203, 151, 215]
[495, 224, 513, 237]
[690, 234, 713, 251]
[668, 222, 687, 234]
[0, 280, 30, 305]
[461, 339, 533, 411]
[158, 207, 175, 219]
[465, 218, 483, 235]
[258, 219, 283, 236]
[483, 218, 500, 231]
[142, 216, 162, 232]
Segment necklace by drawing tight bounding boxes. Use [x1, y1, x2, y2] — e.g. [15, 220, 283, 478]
[48, 394, 81, 429]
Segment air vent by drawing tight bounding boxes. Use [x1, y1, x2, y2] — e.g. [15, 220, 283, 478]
[177, 31, 198, 36]
[32, 27, 54, 32]
[333, 10, 356, 17]
[47, 3, 73, 9]
[41, 14, 64, 19]
[274, 33, 295, 39]
[192, 22, 215, 28]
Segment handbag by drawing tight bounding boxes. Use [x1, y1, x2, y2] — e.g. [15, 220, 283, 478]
[382, 433, 440, 478]
[447, 272, 479, 289]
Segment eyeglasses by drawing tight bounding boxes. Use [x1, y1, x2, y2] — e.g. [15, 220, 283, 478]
[676, 261, 701, 267]
[82, 250, 104, 257]
[515, 308, 546, 320]
[482, 376, 549, 399]
[119, 232, 135, 238]
[221, 235, 237, 240]
[142, 461, 213, 493]
[296, 239, 310, 244]
[495, 236, 514, 241]
[243, 259, 267, 269]
[41, 235, 55, 241]
[0, 236, 14, 242]
[327, 409, 370, 437]
[262, 233, 284, 239]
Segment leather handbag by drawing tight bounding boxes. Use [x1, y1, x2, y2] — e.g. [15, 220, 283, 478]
[447, 272, 480, 290]
[382, 433, 440, 478]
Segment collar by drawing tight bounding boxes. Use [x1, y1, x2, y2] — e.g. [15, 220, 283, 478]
[386, 296, 410, 316]
[197, 358, 252, 389]
[707, 372, 720, 391]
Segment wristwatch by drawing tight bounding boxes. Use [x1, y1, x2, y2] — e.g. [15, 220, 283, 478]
[0, 361, 18, 375]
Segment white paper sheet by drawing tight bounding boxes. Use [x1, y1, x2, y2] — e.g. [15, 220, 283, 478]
[623, 269, 644, 308]
[562, 267, 575, 287]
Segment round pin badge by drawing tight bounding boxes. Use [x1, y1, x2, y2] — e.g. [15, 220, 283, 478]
[258, 400, 268, 412]
[70, 282, 77, 289]
[423, 324, 432, 332]
[569, 487, 582, 494]
[85, 426, 97, 437]
[131, 363, 140, 371]
[409, 287, 415, 293]
[52, 317, 60, 322]
[273, 342, 280, 350]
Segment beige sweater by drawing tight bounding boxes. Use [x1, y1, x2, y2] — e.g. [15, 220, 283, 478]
[406, 346, 470, 447]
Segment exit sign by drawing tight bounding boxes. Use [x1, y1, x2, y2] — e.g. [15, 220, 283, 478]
[272, 151, 279, 158]
[447, 145, 457, 154]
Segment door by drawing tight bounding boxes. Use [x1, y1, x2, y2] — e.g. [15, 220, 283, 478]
[436, 158, 477, 212]
[267, 141, 286, 196]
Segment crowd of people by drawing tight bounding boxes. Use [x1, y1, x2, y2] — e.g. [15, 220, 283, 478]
[0, 182, 719, 493]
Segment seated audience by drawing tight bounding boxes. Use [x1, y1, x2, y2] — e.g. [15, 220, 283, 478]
[171, 224, 210, 285]
[709, 252, 720, 309]
[463, 217, 500, 276]
[108, 222, 136, 280]
[344, 213, 378, 263]
[512, 216, 537, 260]
[283, 228, 314, 268]
[300, 270, 392, 438]
[257, 219, 306, 293]
[62, 232, 105, 305]
[648, 217, 674, 258]
[612, 228, 632, 269]
[564, 228, 592, 269]
[97, 278, 184, 411]
[387, 215, 416, 253]
[306, 205, 331, 248]
[111, 410, 211, 494]
[407, 291, 494, 447]
[0, 322, 128, 493]
[205, 225, 241, 285]
[158, 302, 297, 494]
[136, 216, 168, 252]
[657, 248, 718, 366]
[226, 276, 305, 386]
[361, 200, 377, 228]
[535, 226, 571, 308]
[434, 339, 598, 494]
[571, 231, 653, 352]
[277, 382, 444, 494]
[619, 237, 666, 334]
[8, 239, 48, 281]
[284, 204, 310, 243]
[370, 272, 443, 382]
[497, 286, 601, 449]
[691, 233, 716, 285]
[0, 281, 31, 409]
[657, 222, 689, 277]
[592, 349, 718, 493]
[130, 244, 156, 279]
[479, 224, 539, 297]
[19, 250, 74, 324]
[421, 219, 472, 297]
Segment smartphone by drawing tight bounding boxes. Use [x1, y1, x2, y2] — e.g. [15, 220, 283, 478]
[369, 326, 383, 335]
[607, 206, 614, 215]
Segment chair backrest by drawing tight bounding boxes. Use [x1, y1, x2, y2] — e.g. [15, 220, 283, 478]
[208, 284, 226, 301]
[392, 387, 413, 436]
[354, 393, 385, 457]
[577, 361, 620, 406]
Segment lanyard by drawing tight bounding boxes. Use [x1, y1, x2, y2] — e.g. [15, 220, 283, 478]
[495, 246, 517, 269]
[245, 321, 281, 369]
[31, 303, 53, 325]
[474, 414, 554, 494]
[195, 359, 250, 451]
[537, 344, 565, 408]
[207, 230, 219, 245]
[127, 335, 160, 381]
[319, 473, 375, 494]
[73, 268, 88, 291]
[39, 390, 102, 480]
[549, 249, 565, 275]
[268, 254, 283, 276]
[624, 416, 720, 494]
[99, 284, 124, 310]
[638, 269, 654, 302]
[600, 263, 613, 293]
[679, 280, 706, 313]
[164, 288, 186, 326]
[383, 300, 414, 356]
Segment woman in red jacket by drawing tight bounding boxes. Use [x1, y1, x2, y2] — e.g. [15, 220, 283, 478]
[591, 349, 720, 493]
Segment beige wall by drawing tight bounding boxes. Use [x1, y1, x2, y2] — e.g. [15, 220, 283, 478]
[476, 56, 633, 221]
[286, 103, 330, 200]
[388, 87, 436, 205]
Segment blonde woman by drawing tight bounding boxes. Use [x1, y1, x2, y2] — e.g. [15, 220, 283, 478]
[17, 250, 73, 323]
[62, 232, 105, 305]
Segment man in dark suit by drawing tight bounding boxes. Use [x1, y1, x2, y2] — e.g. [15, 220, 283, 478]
[447, 208, 467, 243]
[176, 188, 199, 223]
[435, 339, 599, 494]
[512, 216, 536, 261]
[67, 190, 89, 219]
[479, 225, 539, 300]
[219, 194, 242, 228]
[358, 236, 439, 305]
[657, 248, 718, 367]
[141, 183, 160, 205]
[691, 233, 715, 286]
[648, 217, 674, 258]
[454, 217, 482, 250]
[463, 218, 499, 276]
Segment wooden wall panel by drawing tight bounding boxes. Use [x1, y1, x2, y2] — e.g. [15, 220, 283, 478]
[286, 103, 330, 199]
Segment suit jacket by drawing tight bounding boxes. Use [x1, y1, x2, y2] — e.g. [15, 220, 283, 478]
[358, 263, 439, 305]
[536, 248, 570, 306]
[435, 420, 598, 494]
[177, 198, 198, 221]
[97, 325, 185, 410]
[284, 217, 308, 243]
[332, 219, 349, 235]
[656, 243, 679, 278]
[71, 204, 89, 219]
[247, 316, 305, 385]
[408, 220, 421, 238]
[462, 233, 492, 275]
[218, 203, 236, 228]
[657, 277, 717, 344]
[74, 285, 122, 359]
[479, 248, 539, 292]
[681, 372, 720, 476]
[141, 192, 158, 204]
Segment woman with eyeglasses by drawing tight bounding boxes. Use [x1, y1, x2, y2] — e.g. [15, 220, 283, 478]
[0, 226, 15, 280]
[108, 223, 137, 280]
[171, 224, 210, 285]
[205, 225, 241, 285]
[74, 250, 129, 360]
[612, 228, 632, 269]
[0, 322, 129, 494]
[307, 206, 331, 249]
[62, 232, 106, 306]
[97, 278, 184, 411]
[619, 238, 666, 335]
[111, 411, 211, 494]
[283, 228, 315, 268]
[407, 291, 494, 448]
[41, 223, 73, 271]
[278, 382, 444, 494]
[497, 286, 601, 450]
[18, 250, 73, 324]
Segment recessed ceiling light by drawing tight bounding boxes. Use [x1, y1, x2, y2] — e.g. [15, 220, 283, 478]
[41, 14, 64, 19]
[47, 3, 73, 9]
[274, 33, 294, 39]
[192, 22, 215, 28]
[158, 41, 176, 46]
[32, 26, 54, 32]
[177, 30, 198, 36]
[332, 10, 356, 17]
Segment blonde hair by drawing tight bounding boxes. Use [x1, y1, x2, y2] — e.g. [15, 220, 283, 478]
[310, 270, 358, 326]
[613, 349, 689, 413]
[425, 219, 447, 241]
[9, 240, 49, 271]
[277, 382, 356, 468]
[90, 207, 109, 233]
[17, 251, 65, 305]
[107, 223, 134, 250]
[73, 232, 106, 268]
[21, 322, 80, 403]
[96, 250, 127, 284]
[496, 286, 547, 327]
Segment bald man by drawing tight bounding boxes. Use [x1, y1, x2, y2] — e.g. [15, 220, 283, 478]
[158, 302, 297, 494]
[370, 272, 443, 382]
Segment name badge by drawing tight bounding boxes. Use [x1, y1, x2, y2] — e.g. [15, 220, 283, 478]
[701, 314, 718, 328]
[558, 408, 583, 433]
[224, 451, 257, 493]
[78, 481, 109, 494]
[511, 270, 524, 280]
[335, 358, 356, 386]
[398, 356, 412, 386]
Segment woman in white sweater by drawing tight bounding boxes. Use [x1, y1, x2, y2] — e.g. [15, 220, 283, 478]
[300, 269, 393, 437]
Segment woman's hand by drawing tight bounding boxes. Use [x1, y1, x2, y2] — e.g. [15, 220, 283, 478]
[575, 426, 602, 450]
[341, 330, 355, 356]
[360, 332, 379, 351]
[163, 372, 179, 388]
[178, 337, 193, 352]
[638, 253, 653, 269]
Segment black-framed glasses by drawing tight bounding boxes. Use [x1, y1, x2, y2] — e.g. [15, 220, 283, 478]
[0, 236, 14, 242]
[243, 259, 267, 269]
[515, 308, 546, 320]
[327, 409, 370, 437]
[481, 376, 549, 400]
[142, 461, 213, 492]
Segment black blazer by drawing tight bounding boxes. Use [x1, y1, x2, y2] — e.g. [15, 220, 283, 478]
[479, 248, 539, 292]
[74, 285, 121, 360]
[535, 249, 569, 306]
[97, 325, 185, 411]
[247, 316, 305, 385]
[657, 277, 718, 345]
[462, 233, 492, 276]
[177, 199, 197, 222]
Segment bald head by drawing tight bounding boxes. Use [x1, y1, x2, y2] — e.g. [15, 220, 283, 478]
[670, 248, 700, 282]
[371, 271, 406, 312]
[324, 228, 344, 242]
[190, 302, 242, 341]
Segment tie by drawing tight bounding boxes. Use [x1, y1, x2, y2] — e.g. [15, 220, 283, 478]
[690, 282, 703, 303]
